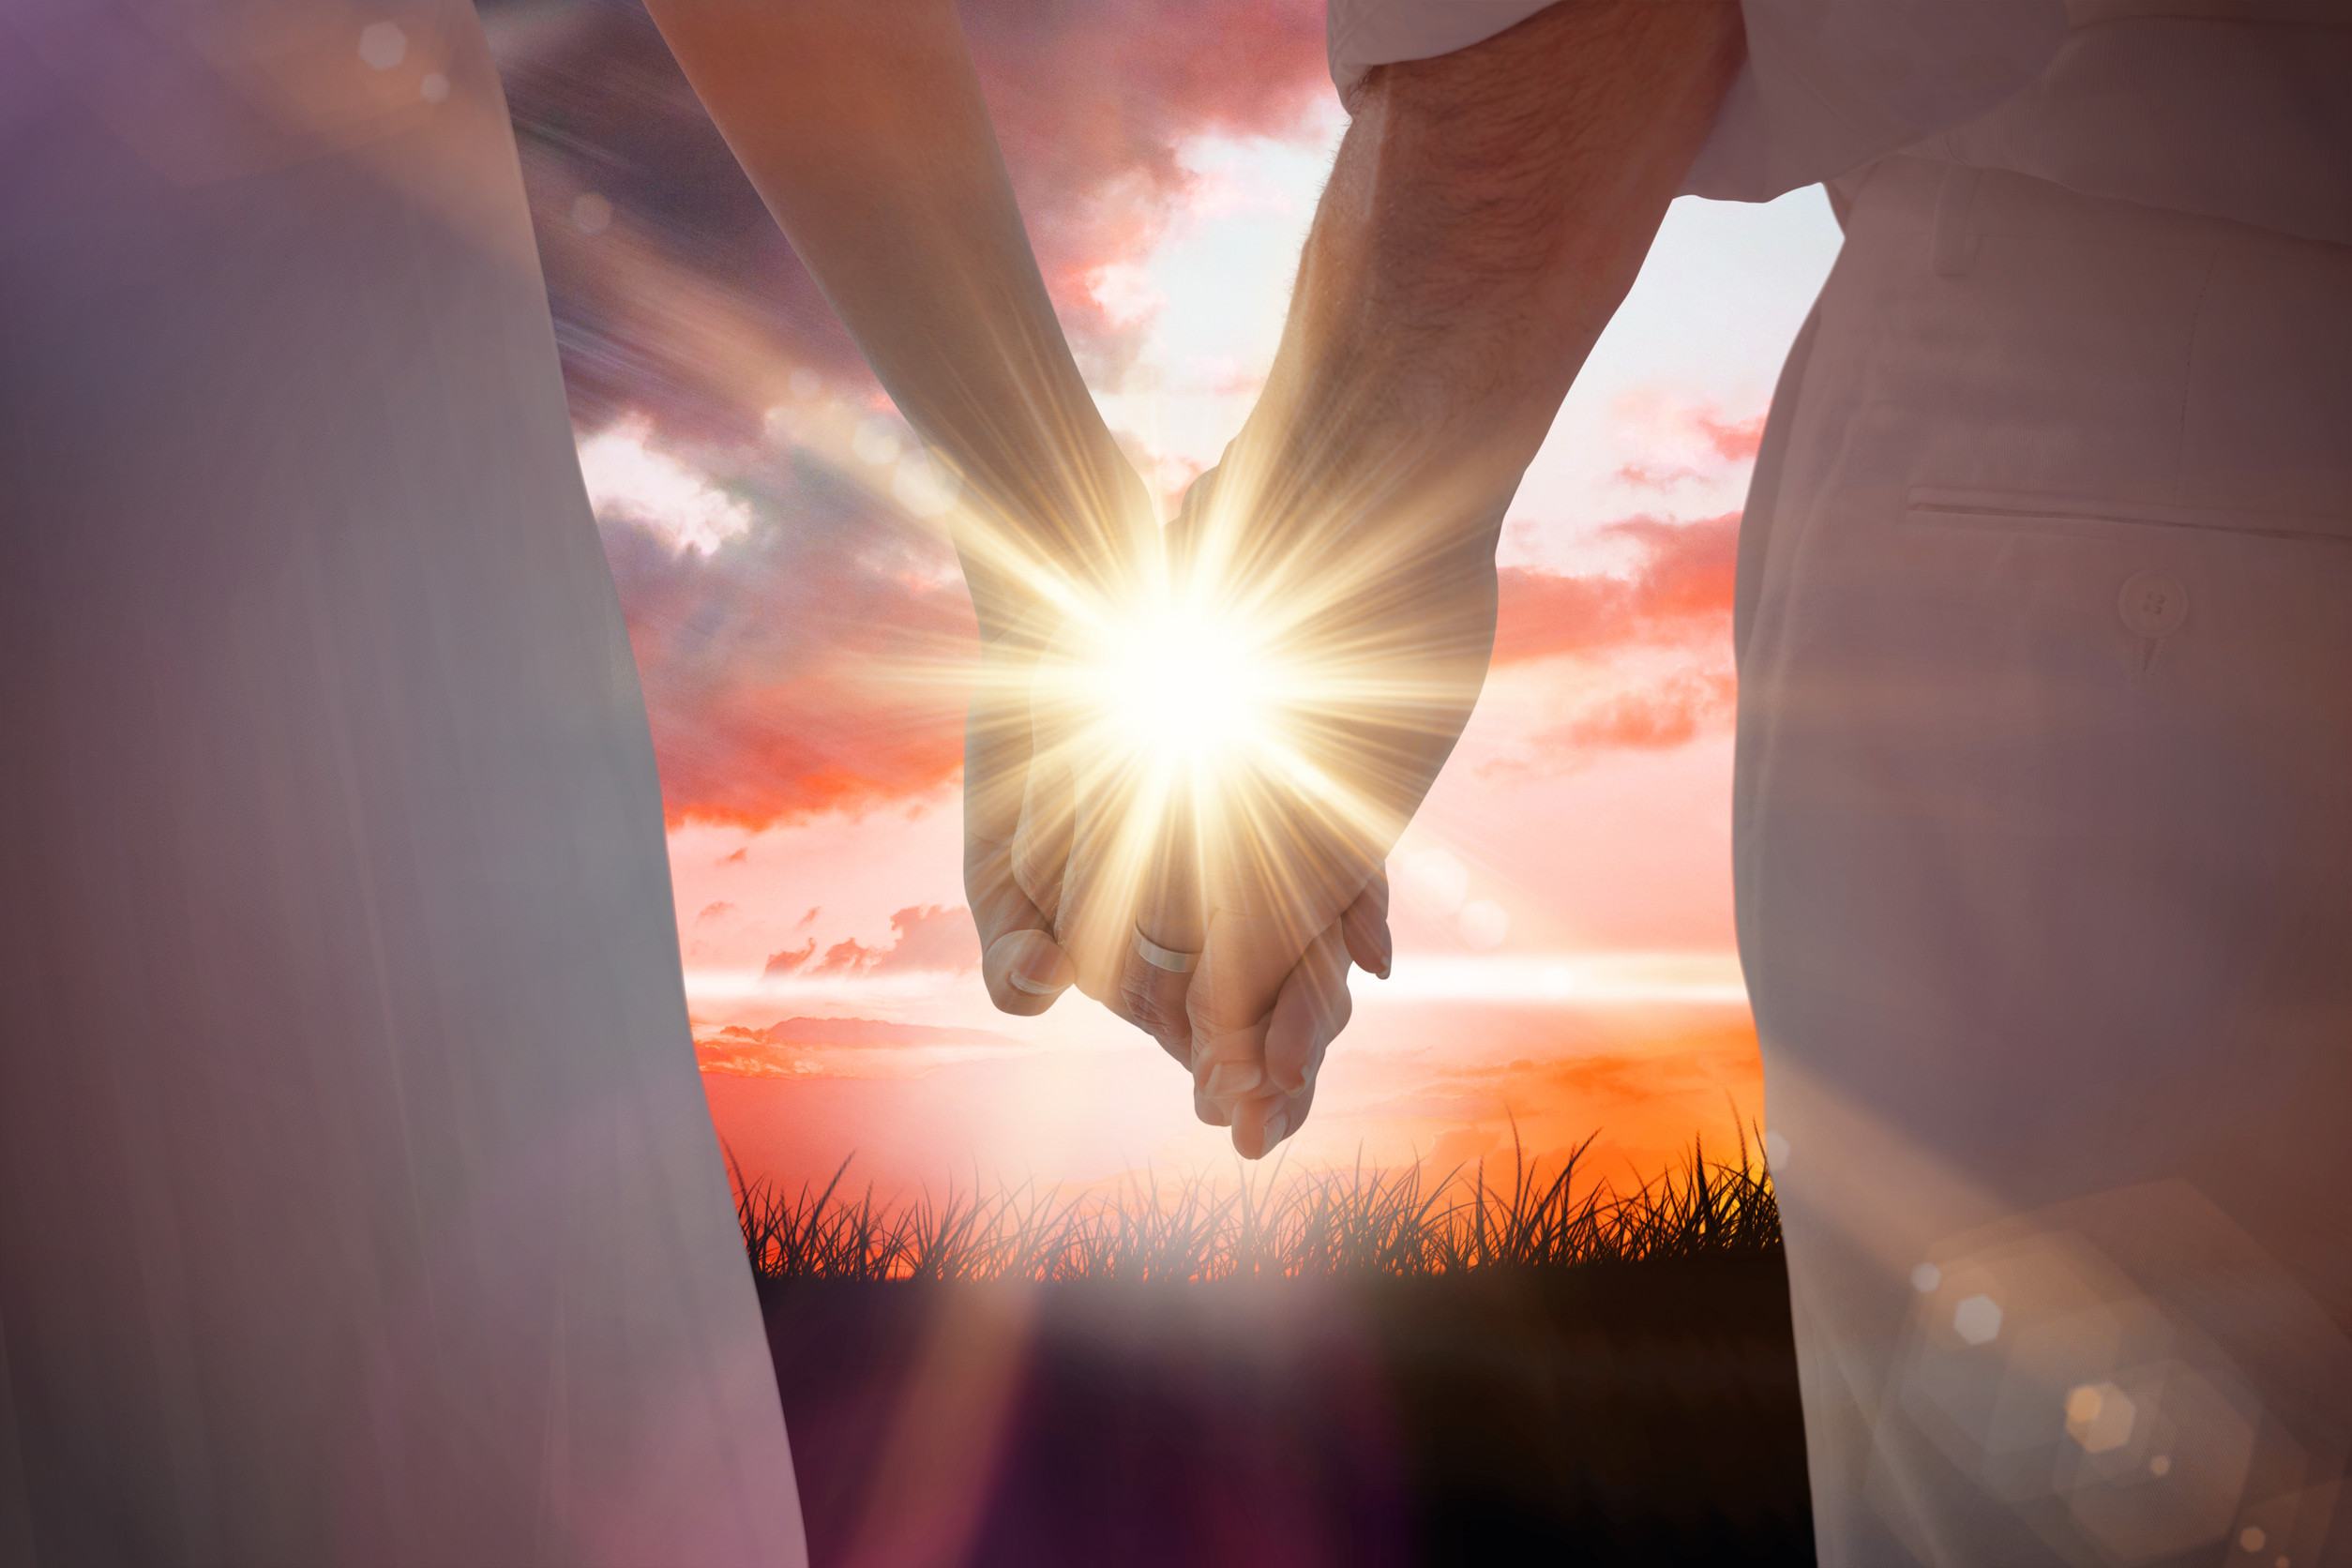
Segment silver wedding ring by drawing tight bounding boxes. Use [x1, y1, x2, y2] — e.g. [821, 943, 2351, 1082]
[1134, 926, 1201, 973]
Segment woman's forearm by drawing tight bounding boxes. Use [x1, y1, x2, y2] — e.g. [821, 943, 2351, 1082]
[644, 0, 1146, 625]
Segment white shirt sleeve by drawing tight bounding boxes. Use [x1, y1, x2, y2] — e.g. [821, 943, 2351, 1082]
[1325, 0, 2068, 202]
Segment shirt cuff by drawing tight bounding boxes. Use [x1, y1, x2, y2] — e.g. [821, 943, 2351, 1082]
[1324, 0, 2067, 203]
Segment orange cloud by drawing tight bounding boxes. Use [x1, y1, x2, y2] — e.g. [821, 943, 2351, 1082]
[1427, 1126, 1503, 1168]
[697, 1002, 1767, 1199]
[1390, 1017, 1767, 1193]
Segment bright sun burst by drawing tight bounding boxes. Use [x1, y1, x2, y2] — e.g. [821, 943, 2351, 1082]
[862, 432, 1485, 964]
[1091, 605, 1275, 772]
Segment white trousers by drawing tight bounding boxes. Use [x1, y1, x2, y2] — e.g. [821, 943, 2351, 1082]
[1739, 156, 2352, 1566]
[0, 7, 805, 1563]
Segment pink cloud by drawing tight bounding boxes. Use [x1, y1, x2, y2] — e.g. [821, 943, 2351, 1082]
[761, 905, 981, 980]
[963, 1, 1330, 384]
[1698, 410, 1767, 462]
[1530, 667, 1738, 757]
[696, 1015, 1020, 1078]
[1480, 512, 1743, 775]
[868, 905, 985, 975]
[812, 938, 885, 976]
[1611, 460, 1708, 491]
[600, 460, 976, 827]
[1492, 512, 1739, 664]
[761, 941, 817, 980]
[1612, 402, 1768, 492]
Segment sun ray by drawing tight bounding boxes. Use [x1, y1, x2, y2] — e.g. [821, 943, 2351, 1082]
[833, 374, 1504, 980]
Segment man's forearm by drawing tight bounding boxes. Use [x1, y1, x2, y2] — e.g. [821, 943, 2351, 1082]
[645, 0, 1147, 628]
[1239, 0, 1745, 556]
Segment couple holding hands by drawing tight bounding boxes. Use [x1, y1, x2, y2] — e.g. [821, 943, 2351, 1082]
[653, 0, 1736, 1162]
[10, 0, 2351, 1562]
[663, 4, 2352, 1563]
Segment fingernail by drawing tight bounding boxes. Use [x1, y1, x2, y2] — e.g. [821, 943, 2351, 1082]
[1205, 1062, 1262, 1099]
[1260, 1111, 1289, 1151]
[1008, 946, 1072, 996]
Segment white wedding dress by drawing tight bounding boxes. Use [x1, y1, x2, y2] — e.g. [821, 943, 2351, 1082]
[0, 4, 805, 1562]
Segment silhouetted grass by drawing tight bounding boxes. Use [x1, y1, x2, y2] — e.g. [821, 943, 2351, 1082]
[731, 1130, 1779, 1284]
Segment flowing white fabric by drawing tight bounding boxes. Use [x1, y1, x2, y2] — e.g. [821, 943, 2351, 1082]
[0, 4, 807, 1563]
[1324, 2, 2352, 1562]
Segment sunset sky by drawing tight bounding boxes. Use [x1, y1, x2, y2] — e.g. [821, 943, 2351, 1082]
[487, 0, 1843, 1197]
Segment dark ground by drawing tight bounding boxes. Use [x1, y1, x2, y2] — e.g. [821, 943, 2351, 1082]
[760, 1254, 1815, 1566]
